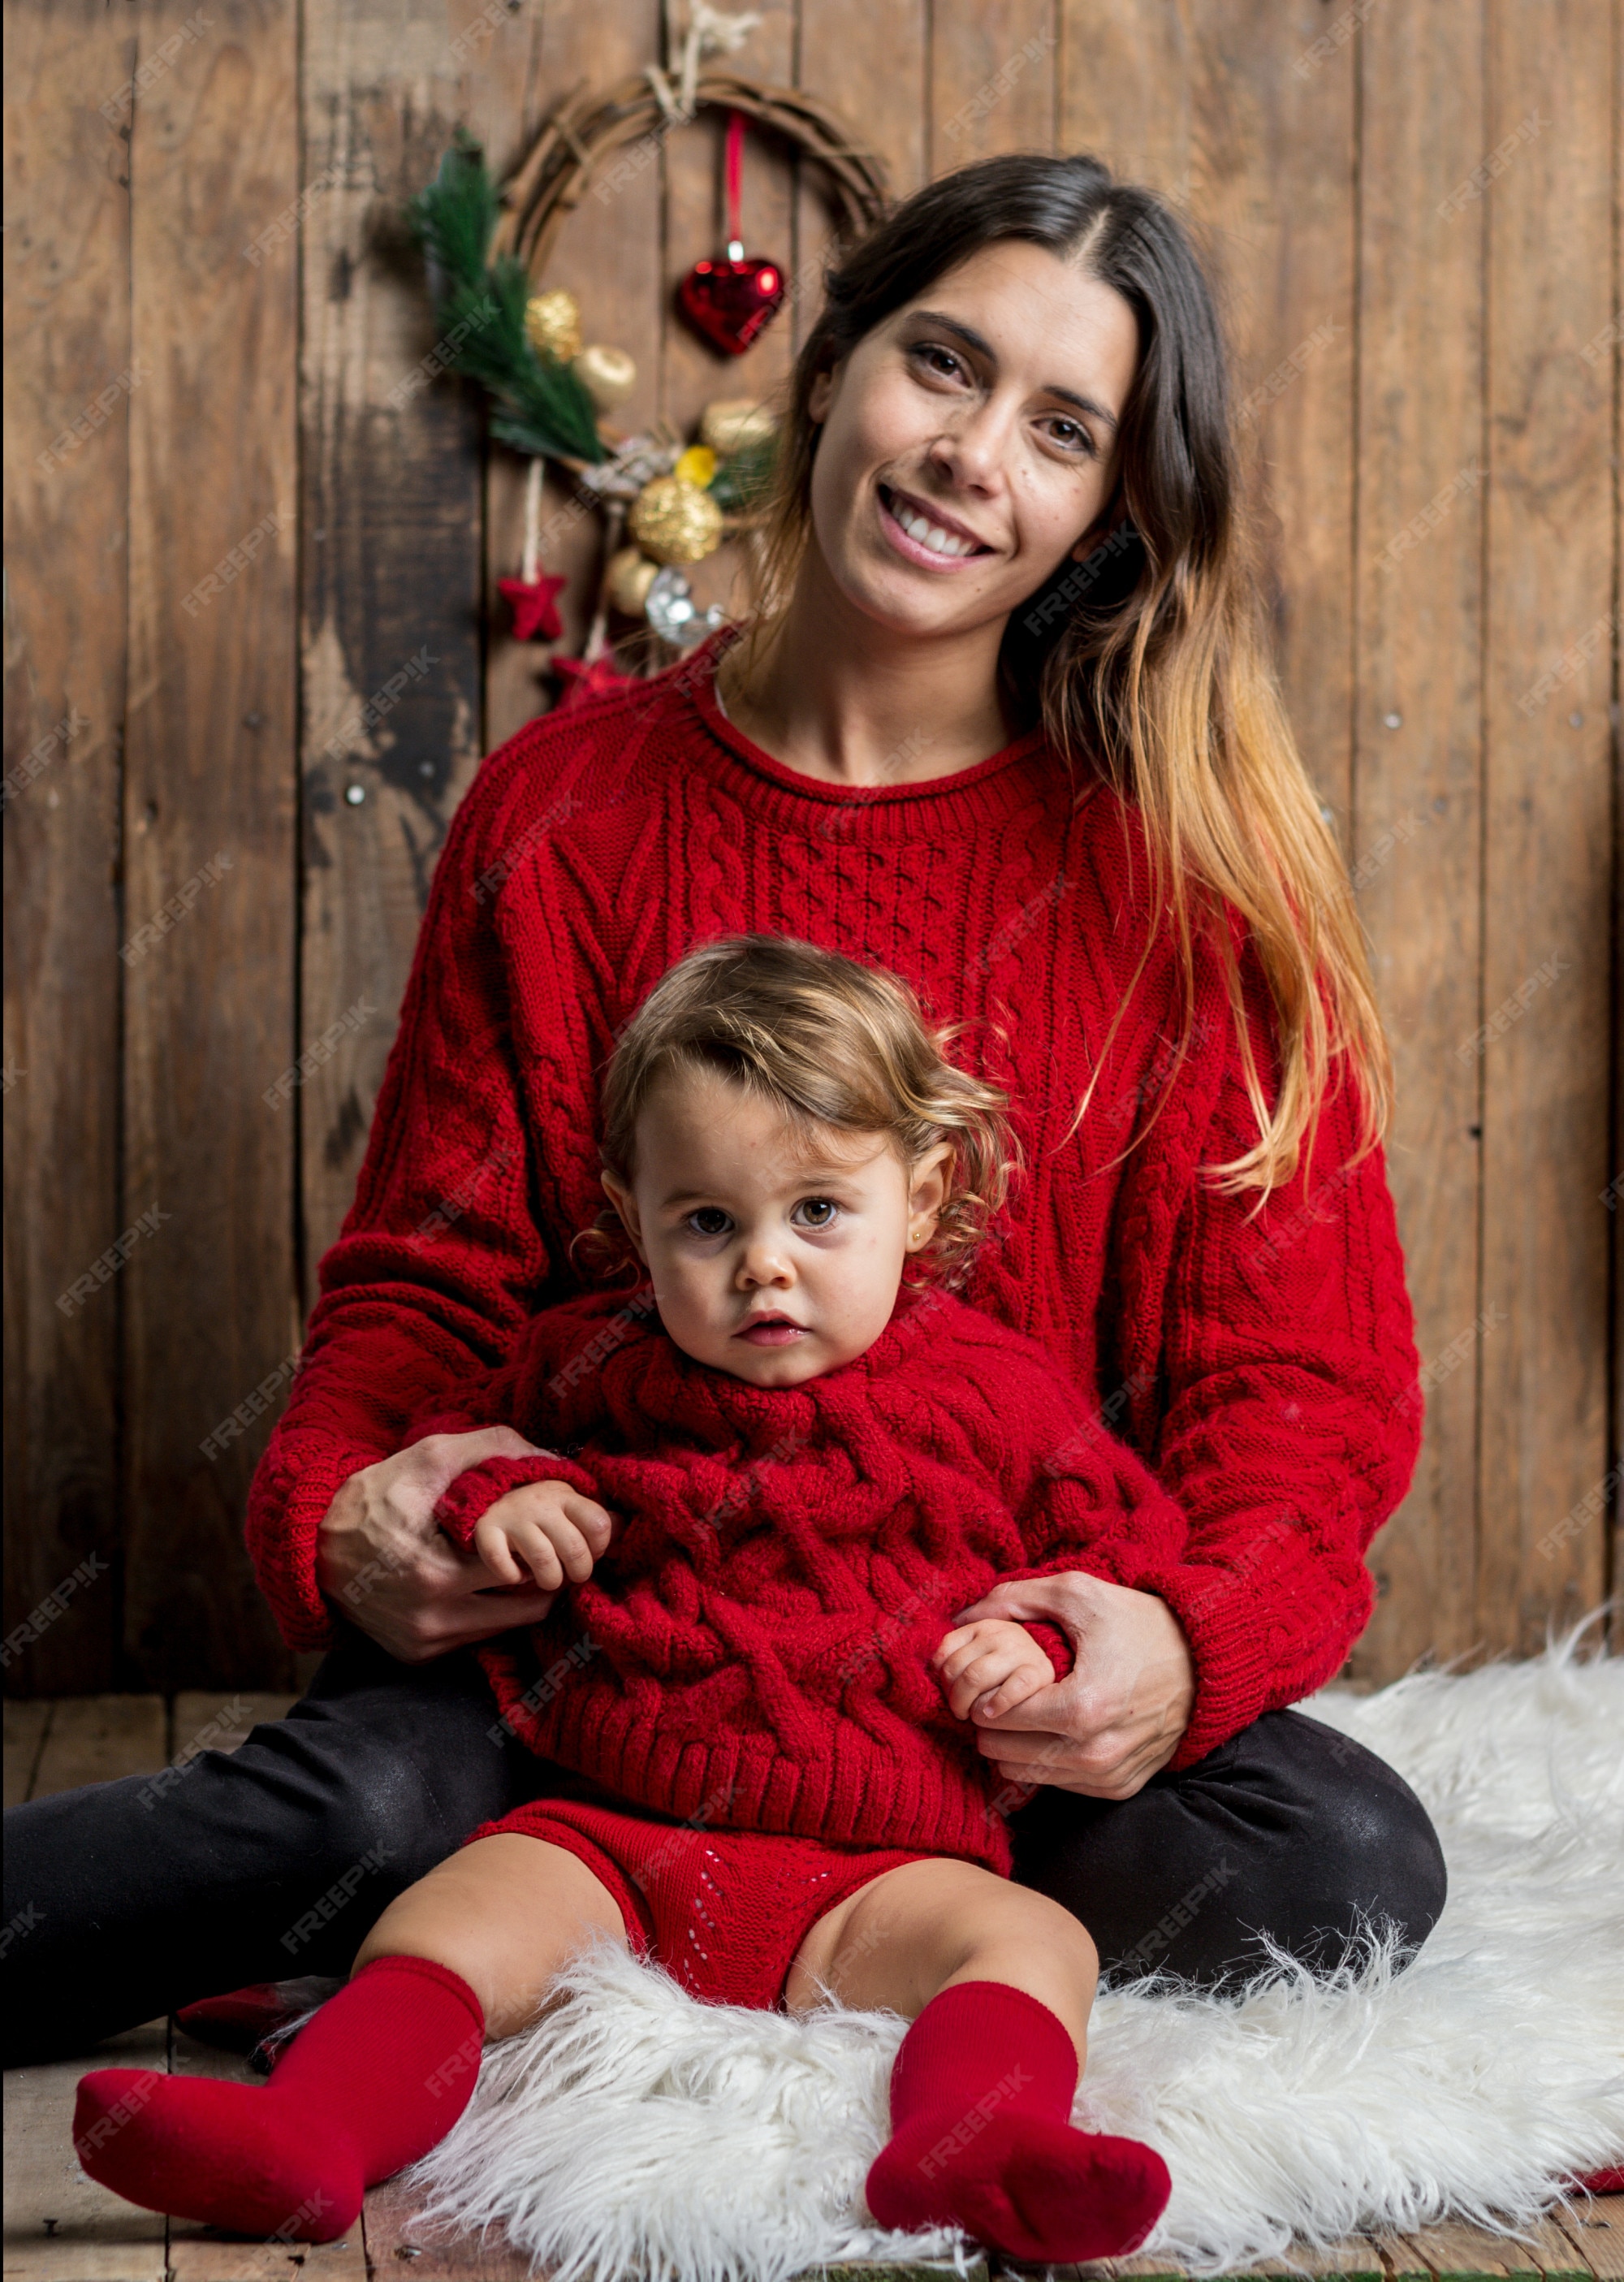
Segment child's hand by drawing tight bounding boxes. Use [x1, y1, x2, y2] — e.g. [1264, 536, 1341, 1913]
[469, 1480, 614, 1596]
[932, 1618, 1056, 1723]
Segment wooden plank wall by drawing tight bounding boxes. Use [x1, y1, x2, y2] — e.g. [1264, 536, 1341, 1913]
[3, 0, 1618, 1694]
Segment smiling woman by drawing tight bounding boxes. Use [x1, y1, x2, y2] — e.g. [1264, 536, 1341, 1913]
[5, 153, 1446, 2097]
[721, 153, 1389, 1210]
[718, 240, 1140, 781]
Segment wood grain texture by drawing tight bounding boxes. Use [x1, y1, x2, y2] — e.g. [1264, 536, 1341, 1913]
[2, 2020, 168, 2282]
[1345, 0, 1488, 1682]
[1557, 2204, 1624, 2282]
[1397, 2223, 1547, 2278]
[361, 2170, 535, 2280]
[119, 0, 301, 1693]
[28, 1692, 166, 1796]
[1184, 0, 1358, 844]
[296, 0, 500, 1295]
[1475, 0, 1613, 1652]
[794, 0, 925, 360]
[930, 0, 1057, 172]
[2, 1697, 50, 1805]
[483, 0, 665, 750]
[169, 1689, 299, 1756]
[3, 0, 1618, 1693]
[2, 0, 135, 1695]
[1516, 2212, 1606, 2282]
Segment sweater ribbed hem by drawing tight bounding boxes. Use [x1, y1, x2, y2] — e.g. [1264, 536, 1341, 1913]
[502, 1670, 1014, 1876]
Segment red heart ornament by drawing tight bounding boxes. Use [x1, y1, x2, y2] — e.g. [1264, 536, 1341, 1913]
[678, 257, 785, 357]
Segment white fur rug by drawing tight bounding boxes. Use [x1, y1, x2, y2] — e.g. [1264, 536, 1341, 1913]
[398, 1627, 1624, 2280]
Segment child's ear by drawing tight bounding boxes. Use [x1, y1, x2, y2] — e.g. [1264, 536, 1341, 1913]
[599, 1169, 646, 1260]
[906, 1139, 957, 1246]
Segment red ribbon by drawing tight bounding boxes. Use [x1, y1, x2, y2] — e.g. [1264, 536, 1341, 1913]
[725, 110, 744, 247]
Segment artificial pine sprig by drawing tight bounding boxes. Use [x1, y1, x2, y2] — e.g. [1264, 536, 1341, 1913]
[403, 127, 607, 465]
[707, 429, 778, 512]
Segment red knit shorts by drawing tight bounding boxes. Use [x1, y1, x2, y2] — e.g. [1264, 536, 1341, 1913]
[464, 1791, 941, 2009]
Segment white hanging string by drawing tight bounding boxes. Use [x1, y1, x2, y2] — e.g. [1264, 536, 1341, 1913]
[520, 452, 543, 586]
[645, 0, 761, 123]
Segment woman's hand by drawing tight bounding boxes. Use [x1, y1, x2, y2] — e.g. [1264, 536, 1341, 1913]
[946, 1571, 1196, 1800]
[316, 1428, 607, 1665]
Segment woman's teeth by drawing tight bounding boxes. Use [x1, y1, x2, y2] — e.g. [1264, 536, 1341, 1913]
[884, 487, 982, 558]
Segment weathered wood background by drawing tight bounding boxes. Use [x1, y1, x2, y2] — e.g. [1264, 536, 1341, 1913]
[4, 0, 1618, 1695]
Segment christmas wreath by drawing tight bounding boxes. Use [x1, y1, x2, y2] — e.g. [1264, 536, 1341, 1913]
[401, 12, 887, 702]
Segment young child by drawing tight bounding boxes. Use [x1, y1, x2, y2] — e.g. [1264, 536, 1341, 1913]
[75, 932, 1194, 2264]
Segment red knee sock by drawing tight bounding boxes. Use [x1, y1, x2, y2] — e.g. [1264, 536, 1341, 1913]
[73, 1955, 484, 2241]
[865, 1979, 1171, 2261]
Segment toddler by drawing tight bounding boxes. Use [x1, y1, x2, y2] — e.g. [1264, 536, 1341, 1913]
[75, 932, 1193, 2263]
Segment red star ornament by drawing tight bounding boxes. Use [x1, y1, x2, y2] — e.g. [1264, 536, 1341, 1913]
[550, 653, 634, 711]
[498, 570, 568, 642]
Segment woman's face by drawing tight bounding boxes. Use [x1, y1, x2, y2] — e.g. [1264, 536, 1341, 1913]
[804, 237, 1140, 642]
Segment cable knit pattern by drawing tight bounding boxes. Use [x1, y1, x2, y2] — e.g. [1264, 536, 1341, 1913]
[404, 1279, 1194, 1872]
[243, 626, 1424, 1768]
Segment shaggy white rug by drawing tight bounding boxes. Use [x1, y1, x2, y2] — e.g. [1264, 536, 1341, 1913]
[396, 1627, 1624, 2280]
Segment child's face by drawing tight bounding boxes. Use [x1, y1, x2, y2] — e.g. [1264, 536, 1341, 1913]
[599, 1063, 954, 1387]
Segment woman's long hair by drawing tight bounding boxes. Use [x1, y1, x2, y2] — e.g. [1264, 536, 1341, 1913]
[723, 151, 1393, 1208]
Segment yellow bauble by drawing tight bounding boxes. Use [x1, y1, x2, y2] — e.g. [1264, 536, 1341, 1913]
[525, 288, 582, 365]
[573, 343, 637, 411]
[698, 398, 778, 456]
[606, 547, 659, 616]
[674, 443, 718, 489]
[628, 476, 723, 566]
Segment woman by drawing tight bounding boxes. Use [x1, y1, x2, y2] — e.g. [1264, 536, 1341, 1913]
[2, 150, 1446, 2072]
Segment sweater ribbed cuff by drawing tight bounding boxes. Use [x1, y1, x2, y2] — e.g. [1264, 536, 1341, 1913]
[432, 1451, 602, 1550]
[1108, 1557, 1367, 1770]
[250, 1438, 385, 1656]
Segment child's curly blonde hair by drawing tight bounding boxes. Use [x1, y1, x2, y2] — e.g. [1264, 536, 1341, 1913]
[569, 933, 1022, 1290]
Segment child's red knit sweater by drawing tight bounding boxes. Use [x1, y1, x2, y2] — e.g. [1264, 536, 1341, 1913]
[244, 626, 1424, 1770]
[404, 1279, 1197, 1875]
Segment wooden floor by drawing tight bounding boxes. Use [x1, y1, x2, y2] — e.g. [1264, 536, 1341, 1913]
[5, 1697, 1620, 2282]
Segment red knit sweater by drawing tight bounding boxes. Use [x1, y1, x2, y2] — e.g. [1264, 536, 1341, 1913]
[244, 625, 1423, 1769]
[404, 1278, 1197, 1873]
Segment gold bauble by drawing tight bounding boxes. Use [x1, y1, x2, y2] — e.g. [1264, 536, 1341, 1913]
[525, 287, 582, 365]
[674, 443, 718, 489]
[698, 397, 778, 456]
[572, 343, 637, 411]
[628, 476, 723, 566]
[606, 547, 659, 616]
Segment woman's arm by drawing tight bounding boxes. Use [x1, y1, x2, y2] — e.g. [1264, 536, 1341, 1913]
[1112, 1043, 1424, 1760]
[244, 742, 566, 1656]
[958, 964, 1423, 1792]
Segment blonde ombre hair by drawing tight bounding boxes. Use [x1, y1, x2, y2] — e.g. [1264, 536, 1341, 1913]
[722, 153, 1393, 1210]
[571, 933, 1020, 1287]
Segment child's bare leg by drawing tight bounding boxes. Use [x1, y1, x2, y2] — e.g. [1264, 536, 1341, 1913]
[784, 1854, 1095, 2054]
[74, 1838, 628, 2241]
[785, 1859, 1168, 2263]
[354, 1833, 628, 2038]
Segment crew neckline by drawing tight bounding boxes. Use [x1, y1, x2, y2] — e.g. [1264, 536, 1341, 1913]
[678, 624, 1063, 838]
[640, 1268, 951, 1407]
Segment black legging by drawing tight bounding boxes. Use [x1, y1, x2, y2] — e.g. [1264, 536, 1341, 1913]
[1, 1619, 1448, 2067]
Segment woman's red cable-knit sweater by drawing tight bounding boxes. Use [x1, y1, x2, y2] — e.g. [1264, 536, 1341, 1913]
[244, 625, 1424, 1770]
[403, 1277, 1199, 1874]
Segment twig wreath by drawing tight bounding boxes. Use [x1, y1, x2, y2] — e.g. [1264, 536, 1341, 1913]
[403, 5, 888, 702]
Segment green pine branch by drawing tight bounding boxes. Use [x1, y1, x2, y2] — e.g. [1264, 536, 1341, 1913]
[708, 429, 778, 512]
[404, 128, 607, 466]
